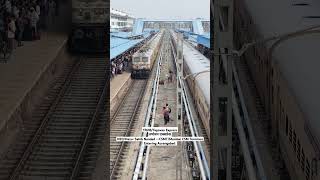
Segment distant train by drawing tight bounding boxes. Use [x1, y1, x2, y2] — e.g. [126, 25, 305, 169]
[131, 30, 164, 79]
[170, 30, 210, 138]
[69, 0, 107, 53]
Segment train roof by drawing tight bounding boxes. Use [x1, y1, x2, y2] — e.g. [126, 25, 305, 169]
[170, 31, 210, 105]
[243, 0, 320, 143]
[183, 41, 210, 106]
[134, 31, 163, 57]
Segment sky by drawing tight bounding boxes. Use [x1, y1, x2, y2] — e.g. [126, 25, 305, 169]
[111, 0, 210, 20]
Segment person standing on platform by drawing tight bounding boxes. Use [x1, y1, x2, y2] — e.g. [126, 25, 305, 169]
[166, 74, 170, 84]
[29, 7, 39, 40]
[48, 0, 56, 25]
[16, 13, 24, 47]
[0, 15, 5, 42]
[12, 4, 19, 19]
[119, 62, 123, 74]
[35, 3, 41, 37]
[7, 15, 16, 53]
[55, 0, 59, 16]
[5, 0, 12, 14]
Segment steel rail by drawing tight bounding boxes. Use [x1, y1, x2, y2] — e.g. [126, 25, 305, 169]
[109, 32, 163, 176]
[217, 9, 266, 180]
[110, 80, 135, 125]
[70, 61, 108, 179]
[141, 45, 162, 180]
[170, 30, 210, 179]
[111, 32, 162, 177]
[9, 58, 83, 180]
[132, 32, 164, 180]
[232, 59, 267, 180]
[110, 80, 147, 178]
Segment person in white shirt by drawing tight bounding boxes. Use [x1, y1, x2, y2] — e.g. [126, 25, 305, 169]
[36, 4, 41, 16]
[29, 7, 39, 40]
[36, 4, 41, 30]
[48, 0, 56, 24]
[7, 16, 16, 53]
[5, 0, 11, 14]
[13, 5, 20, 19]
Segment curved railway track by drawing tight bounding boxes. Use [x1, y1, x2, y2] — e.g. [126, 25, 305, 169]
[110, 80, 147, 179]
[0, 57, 107, 180]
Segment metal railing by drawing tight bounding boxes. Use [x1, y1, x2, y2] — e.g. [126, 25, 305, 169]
[170, 30, 210, 180]
[216, 8, 267, 179]
[132, 35, 164, 180]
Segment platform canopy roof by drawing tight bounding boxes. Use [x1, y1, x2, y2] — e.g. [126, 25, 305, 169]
[110, 31, 152, 60]
[177, 30, 210, 48]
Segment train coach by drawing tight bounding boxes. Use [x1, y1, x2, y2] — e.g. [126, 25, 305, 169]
[131, 30, 164, 79]
[234, 0, 320, 180]
[69, 0, 107, 53]
[170, 30, 210, 139]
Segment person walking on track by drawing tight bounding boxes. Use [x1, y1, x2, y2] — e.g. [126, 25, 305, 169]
[168, 69, 173, 83]
[165, 103, 171, 121]
[162, 107, 169, 125]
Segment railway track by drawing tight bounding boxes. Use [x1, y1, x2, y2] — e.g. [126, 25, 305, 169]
[235, 59, 291, 179]
[110, 80, 147, 179]
[0, 57, 107, 180]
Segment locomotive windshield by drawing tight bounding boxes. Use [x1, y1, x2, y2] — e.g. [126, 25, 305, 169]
[142, 57, 148, 62]
[133, 57, 140, 63]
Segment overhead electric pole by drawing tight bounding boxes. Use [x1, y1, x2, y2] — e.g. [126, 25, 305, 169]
[212, 0, 234, 180]
[176, 33, 183, 180]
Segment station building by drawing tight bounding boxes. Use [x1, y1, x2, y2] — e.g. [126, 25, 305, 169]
[110, 8, 135, 31]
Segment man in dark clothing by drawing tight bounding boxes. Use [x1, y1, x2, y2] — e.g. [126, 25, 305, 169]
[163, 107, 169, 125]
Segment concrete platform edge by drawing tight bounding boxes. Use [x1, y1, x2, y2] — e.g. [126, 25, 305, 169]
[110, 75, 132, 116]
[0, 38, 73, 157]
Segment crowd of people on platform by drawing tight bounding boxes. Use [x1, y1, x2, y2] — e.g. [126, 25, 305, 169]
[110, 45, 142, 79]
[0, 0, 58, 57]
[110, 33, 156, 79]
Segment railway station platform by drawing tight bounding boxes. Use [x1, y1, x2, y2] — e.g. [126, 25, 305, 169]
[146, 44, 189, 179]
[0, 0, 71, 155]
[0, 32, 70, 155]
[110, 72, 132, 113]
